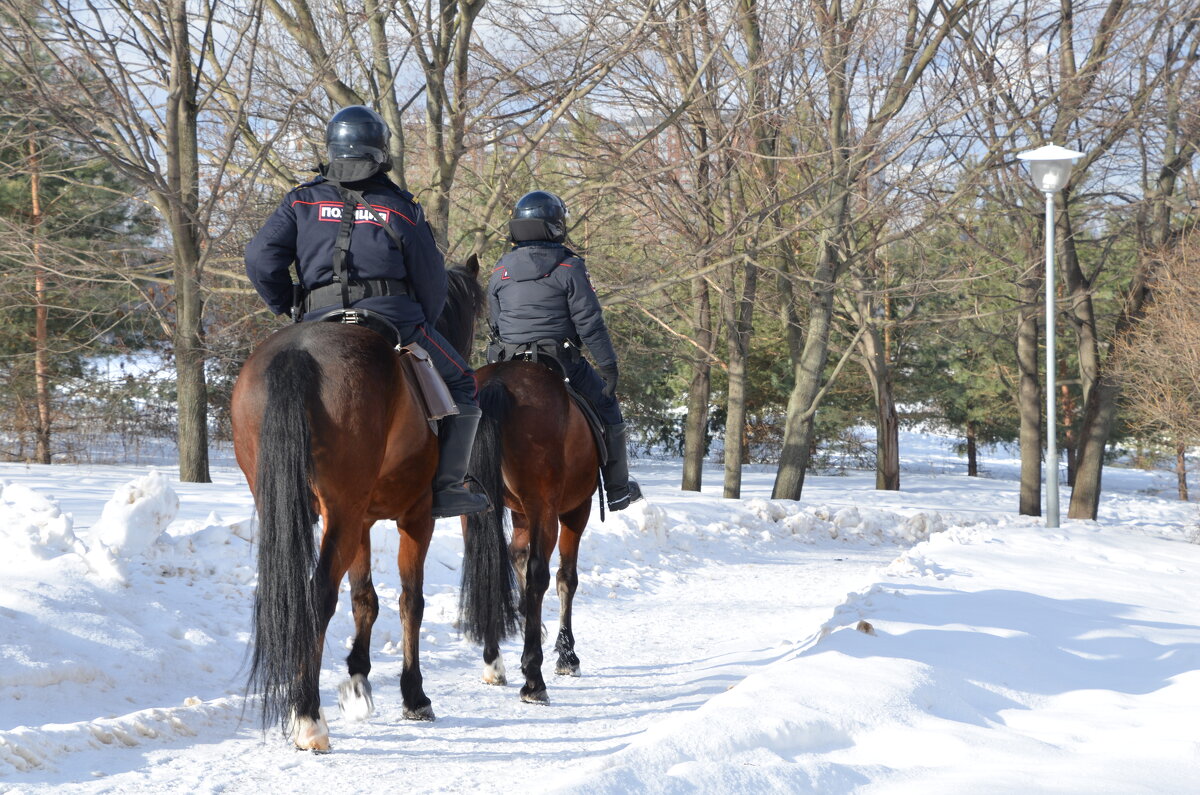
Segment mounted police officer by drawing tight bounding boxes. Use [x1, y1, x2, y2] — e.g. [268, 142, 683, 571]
[244, 105, 489, 518]
[487, 190, 643, 511]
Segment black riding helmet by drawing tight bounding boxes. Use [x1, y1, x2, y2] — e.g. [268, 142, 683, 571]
[509, 190, 568, 243]
[324, 105, 391, 183]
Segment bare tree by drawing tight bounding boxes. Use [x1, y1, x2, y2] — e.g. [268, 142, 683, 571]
[1050, 0, 1200, 519]
[1109, 235, 1200, 500]
[5, 0, 276, 481]
[771, 0, 976, 500]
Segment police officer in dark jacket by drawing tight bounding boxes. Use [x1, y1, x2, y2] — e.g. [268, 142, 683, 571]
[245, 105, 488, 518]
[488, 190, 643, 511]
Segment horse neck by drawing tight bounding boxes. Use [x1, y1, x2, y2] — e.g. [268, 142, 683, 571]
[437, 266, 484, 359]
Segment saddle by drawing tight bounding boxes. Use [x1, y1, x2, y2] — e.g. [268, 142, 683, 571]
[487, 337, 580, 376]
[312, 308, 457, 422]
[488, 339, 608, 467]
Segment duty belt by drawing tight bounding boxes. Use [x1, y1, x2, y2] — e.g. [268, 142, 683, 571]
[303, 278, 410, 314]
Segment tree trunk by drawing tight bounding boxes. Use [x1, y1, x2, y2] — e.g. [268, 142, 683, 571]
[723, 347, 748, 498]
[29, 138, 51, 464]
[1068, 226, 1164, 520]
[858, 322, 899, 490]
[168, 0, 209, 483]
[1056, 201, 1094, 491]
[681, 277, 713, 492]
[1062, 382, 1078, 486]
[966, 421, 978, 477]
[173, 239, 210, 484]
[723, 259, 757, 499]
[875, 389, 900, 491]
[773, 244, 838, 500]
[1059, 207, 1101, 415]
[423, 69, 451, 247]
[1068, 193, 1183, 518]
[367, 0, 407, 191]
[407, 0, 485, 248]
[1176, 442, 1189, 501]
[1018, 268, 1041, 516]
[1069, 373, 1119, 519]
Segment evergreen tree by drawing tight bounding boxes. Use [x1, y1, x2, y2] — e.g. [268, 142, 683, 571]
[0, 38, 158, 462]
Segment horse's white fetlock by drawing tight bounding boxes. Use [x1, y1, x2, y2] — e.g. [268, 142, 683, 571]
[338, 673, 375, 721]
[287, 708, 331, 752]
[482, 655, 508, 686]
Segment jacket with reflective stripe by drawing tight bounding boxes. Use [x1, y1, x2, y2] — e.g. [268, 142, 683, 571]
[488, 242, 617, 368]
[245, 174, 445, 327]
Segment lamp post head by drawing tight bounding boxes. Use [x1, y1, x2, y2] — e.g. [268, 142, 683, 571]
[1017, 144, 1085, 193]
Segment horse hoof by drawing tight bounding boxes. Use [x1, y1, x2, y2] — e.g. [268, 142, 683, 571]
[404, 703, 436, 721]
[288, 709, 331, 752]
[482, 656, 507, 686]
[520, 687, 549, 705]
[337, 674, 375, 722]
[555, 661, 581, 677]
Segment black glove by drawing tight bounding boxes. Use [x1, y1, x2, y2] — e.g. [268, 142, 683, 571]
[599, 365, 619, 398]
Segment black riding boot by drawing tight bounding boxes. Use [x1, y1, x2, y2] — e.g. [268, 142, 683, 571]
[432, 404, 492, 518]
[601, 423, 643, 511]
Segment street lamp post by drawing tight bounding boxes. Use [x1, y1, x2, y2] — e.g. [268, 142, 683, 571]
[1017, 144, 1084, 528]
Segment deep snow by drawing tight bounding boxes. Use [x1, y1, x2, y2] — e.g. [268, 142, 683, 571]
[1, 432, 1198, 793]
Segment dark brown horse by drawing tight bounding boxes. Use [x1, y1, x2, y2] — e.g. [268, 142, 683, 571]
[231, 258, 487, 750]
[458, 360, 601, 703]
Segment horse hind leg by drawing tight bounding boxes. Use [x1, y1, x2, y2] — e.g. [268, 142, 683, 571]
[288, 558, 342, 751]
[553, 502, 589, 677]
[294, 505, 368, 750]
[396, 513, 436, 721]
[338, 524, 378, 722]
[517, 506, 557, 704]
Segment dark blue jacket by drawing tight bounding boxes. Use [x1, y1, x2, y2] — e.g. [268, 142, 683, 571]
[245, 174, 445, 327]
[488, 243, 617, 368]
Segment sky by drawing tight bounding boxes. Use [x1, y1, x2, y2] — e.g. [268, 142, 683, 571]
[1, 431, 1198, 793]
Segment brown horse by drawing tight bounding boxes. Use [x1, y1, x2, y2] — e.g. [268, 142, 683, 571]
[458, 360, 601, 703]
[231, 259, 487, 750]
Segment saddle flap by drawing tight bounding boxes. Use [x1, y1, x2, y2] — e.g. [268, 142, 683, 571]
[563, 381, 608, 467]
[398, 343, 459, 421]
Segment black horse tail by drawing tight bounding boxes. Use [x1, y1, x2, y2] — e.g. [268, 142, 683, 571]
[247, 348, 323, 732]
[459, 377, 520, 645]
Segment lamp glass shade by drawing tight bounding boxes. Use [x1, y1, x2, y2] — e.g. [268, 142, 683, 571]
[1016, 144, 1085, 193]
[1028, 160, 1072, 192]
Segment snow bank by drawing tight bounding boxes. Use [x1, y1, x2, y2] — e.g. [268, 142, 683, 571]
[92, 469, 179, 554]
[548, 518, 1200, 793]
[0, 481, 85, 561]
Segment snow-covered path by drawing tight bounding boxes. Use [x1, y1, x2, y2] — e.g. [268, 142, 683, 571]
[5, 434, 1198, 793]
[17, 540, 893, 793]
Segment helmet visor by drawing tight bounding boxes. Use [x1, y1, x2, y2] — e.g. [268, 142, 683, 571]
[513, 191, 567, 222]
[327, 120, 389, 164]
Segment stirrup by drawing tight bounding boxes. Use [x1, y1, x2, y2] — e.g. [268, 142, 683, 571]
[433, 486, 491, 518]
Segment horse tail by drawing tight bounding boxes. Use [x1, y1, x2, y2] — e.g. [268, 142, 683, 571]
[459, 377, 520, 645]
[248, 347, 323, 731]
